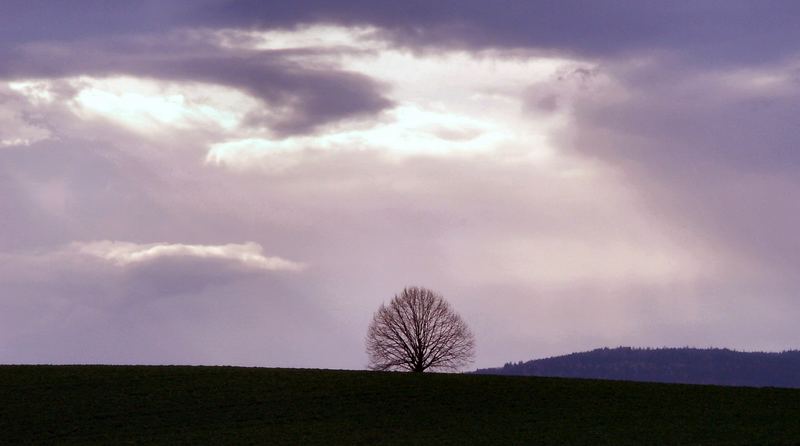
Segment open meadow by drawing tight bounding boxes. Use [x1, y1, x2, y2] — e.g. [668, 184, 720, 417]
[2, 365, 799, 445]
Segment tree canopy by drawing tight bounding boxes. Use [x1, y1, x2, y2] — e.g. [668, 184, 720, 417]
[366, 287, 475, 373]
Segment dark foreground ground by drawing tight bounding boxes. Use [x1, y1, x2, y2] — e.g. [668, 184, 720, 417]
[2, 366, 799, 445]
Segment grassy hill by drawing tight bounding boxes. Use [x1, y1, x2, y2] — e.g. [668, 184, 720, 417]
[2, 365, 800, 445]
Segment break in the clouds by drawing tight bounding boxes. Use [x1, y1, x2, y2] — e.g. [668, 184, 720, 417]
[1, 1, 799, 369]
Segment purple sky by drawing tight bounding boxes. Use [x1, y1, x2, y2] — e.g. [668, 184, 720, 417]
[2, 1, 799, 369]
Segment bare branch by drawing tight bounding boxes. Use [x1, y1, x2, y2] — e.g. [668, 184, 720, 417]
[366, 287, 475, 372]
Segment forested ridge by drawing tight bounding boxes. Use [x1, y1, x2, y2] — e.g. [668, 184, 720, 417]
[476, 347, 800, 387]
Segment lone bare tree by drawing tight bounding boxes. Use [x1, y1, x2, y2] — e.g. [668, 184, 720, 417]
[366, 286, 475, 372]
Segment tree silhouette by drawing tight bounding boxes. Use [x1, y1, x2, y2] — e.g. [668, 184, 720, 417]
[366, 286, 475, 372]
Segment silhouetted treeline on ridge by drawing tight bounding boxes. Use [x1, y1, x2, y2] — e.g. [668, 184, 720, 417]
[475, 347, 800, 388]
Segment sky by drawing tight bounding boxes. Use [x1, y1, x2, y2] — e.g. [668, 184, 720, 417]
[1, 1, 800, 370]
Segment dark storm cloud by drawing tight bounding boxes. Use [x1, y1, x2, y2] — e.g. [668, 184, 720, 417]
[0, 37, 392, 136]
[0, 0, 205, 44]
[6, 1, 800, 65]
[196, 0, 800, 64]
[0, 0, 399, 137]
[567, 61, 800, 171]
[168, 55, 393, 135]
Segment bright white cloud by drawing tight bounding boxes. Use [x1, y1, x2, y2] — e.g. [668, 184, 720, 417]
[214, 24, 383, 52]
[8, 80, 57, 105]
[67, 76, 260, 135]
[73, 241, 305, 272]
[206, 104, 516, 167]
[205, 26, 594, 166]
[6, 27, 597, 166]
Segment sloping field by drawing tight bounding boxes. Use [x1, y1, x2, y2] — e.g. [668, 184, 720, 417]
[2, 365, 799, 445]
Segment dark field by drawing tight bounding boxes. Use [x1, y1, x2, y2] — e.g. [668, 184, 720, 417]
[2, 366, 799, 445]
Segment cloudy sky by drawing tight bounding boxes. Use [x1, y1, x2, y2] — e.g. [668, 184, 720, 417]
[2, 1, 799, 369]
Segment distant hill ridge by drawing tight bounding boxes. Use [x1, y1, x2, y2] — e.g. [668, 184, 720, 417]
[476, 347, 800, 388]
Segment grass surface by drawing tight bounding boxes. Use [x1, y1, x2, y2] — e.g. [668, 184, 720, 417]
[2, 365, 800, 445]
